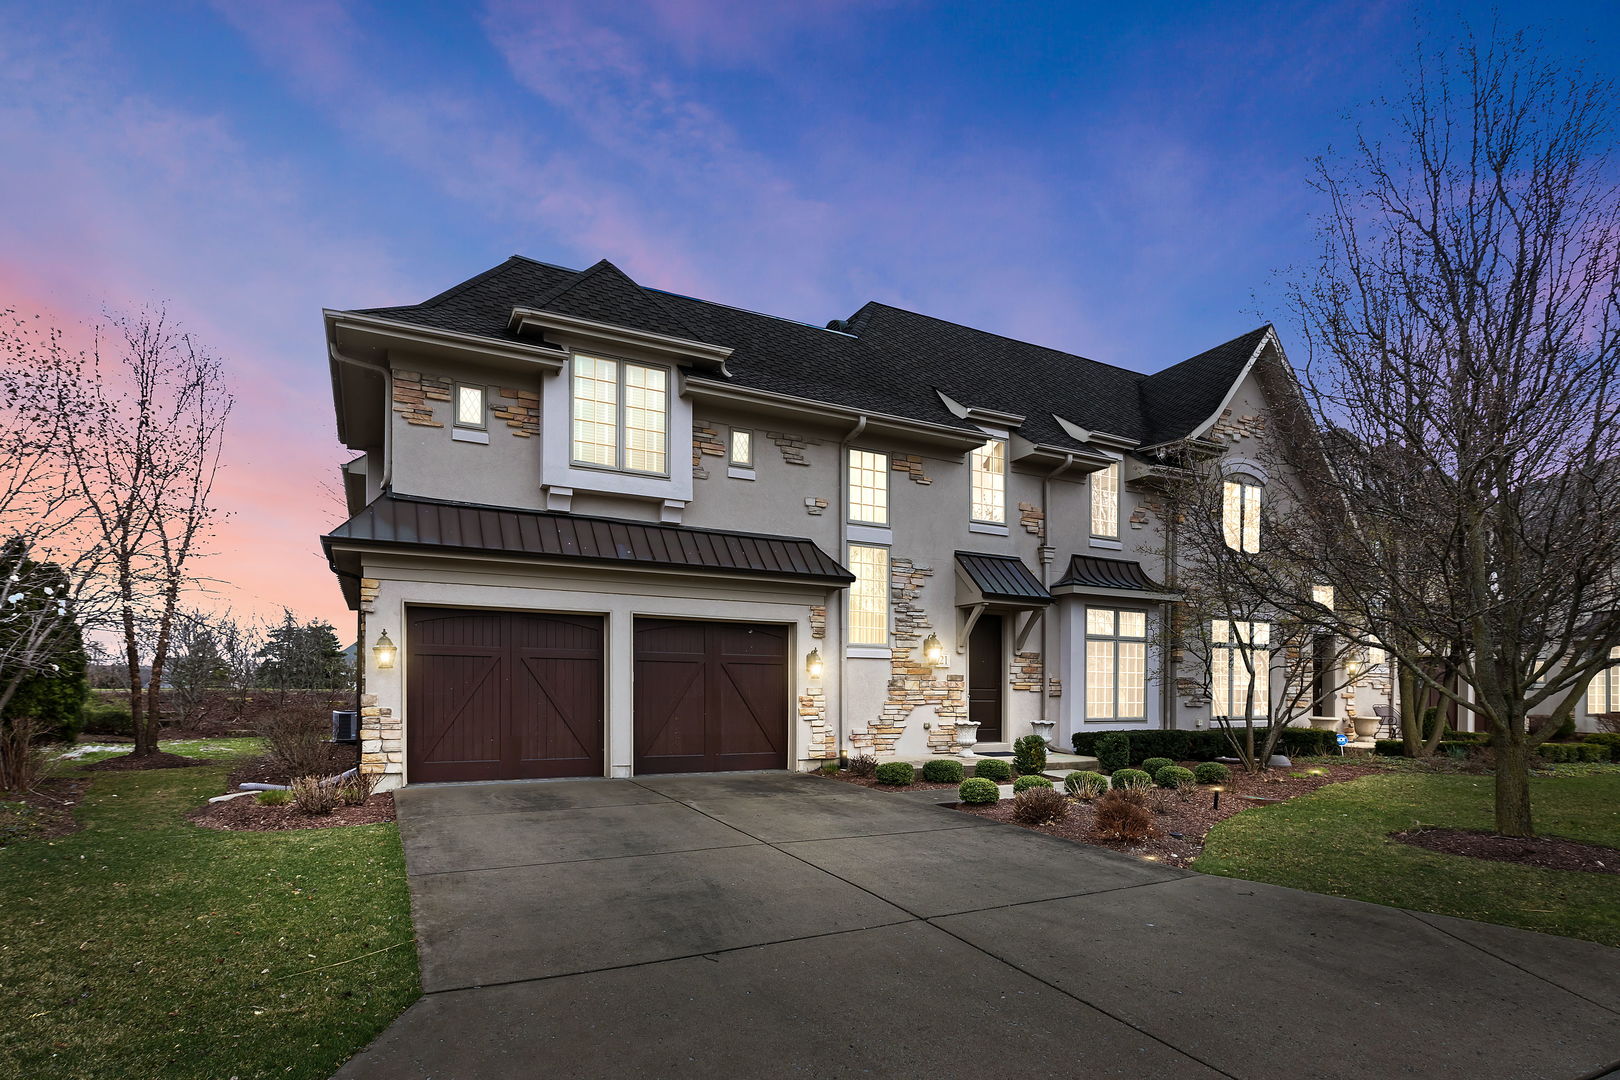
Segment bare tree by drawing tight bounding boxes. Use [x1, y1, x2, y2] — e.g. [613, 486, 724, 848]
[1272, 28, 1620, 836]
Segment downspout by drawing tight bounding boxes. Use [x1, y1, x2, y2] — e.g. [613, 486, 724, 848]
[330, 342, 393, 491]
[1040, 453, 1075, 735]
[836, 415, 867, 760]
[1162, 474, 1179, 729]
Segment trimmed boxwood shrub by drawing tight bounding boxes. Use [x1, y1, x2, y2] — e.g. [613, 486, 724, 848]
[1094, 732, 1130, 773]
[1193, 761, 1231, 785]
[1577, 732, 1620, 761]
[922, 758, 965, 783]
[1140, 757, 1174, 777]
[1074, 726, 1338, 763]
[874, 761, 915, 785]
[958, 777, 1000, 804]
[1013, 734, 1048, 775]
[1013, 774, 1054, 792]
[1109, 767, 1153, 790]
[972, 758, 1012, 781]
[1538, 742, 1609, 763]
[1154, 765, 1196, 789]
[1064, 770, 1109, 798]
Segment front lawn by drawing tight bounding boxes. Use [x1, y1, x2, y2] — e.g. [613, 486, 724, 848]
[1194, 768, 1620, 947]
[0, 741, 418, 1080]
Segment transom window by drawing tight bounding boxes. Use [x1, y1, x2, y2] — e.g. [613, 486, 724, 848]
[1091, 461, 1120, 538]
[455, 384, 486, 428]
[730, 429, 753, 468]
[848, 449, 889, 525]
[847, 544, 890, 646]
[1223, 475, 1262, 552]
[1588, 646, 1620, 714]
[969, 439, 1006, 523]
[570, 355, 668, 474]
[1211, 618, 1270, 719]
[1086, 607, 1147, 721]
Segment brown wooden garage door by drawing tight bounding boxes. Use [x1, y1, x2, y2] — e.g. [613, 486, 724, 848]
[633, 619, 788, 774]
[407, 608, 604, 783]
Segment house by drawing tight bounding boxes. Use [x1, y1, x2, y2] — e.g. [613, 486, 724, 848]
[321, 256, 1308, 789]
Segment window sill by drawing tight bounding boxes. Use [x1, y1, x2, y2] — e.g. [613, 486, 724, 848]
[1089, 537, 1123, 550]
[847, 524, 892, 546]
[727, 465, 756, 481]
[969, 521, 1009, 536]
[846, 645, 892, 660]
[452, 428, 490, 444]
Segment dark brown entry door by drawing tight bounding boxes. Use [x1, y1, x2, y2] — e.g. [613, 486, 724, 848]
[407, 608, 604, 783]
[634, 619, 788, 773]
[968, 613, 1004, 741]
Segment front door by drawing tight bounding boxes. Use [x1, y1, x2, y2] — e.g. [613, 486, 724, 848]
[968, 613, 1004, 741]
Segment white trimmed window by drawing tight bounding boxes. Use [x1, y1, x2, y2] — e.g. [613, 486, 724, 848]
[848, 449, 889, 525]
[1588, 647, 1620, 714]
[1091, 461, 1119, 538]
[455, 384, 486, 428]
[1085, 607, 1147, 721]
[570, 355, 669, 474]
[969, 439, 1006, 523]
[729, 429, 753, 467]
[847, 544, 889, 646]
[1212, 619, 1270, 718]
[1223, 475, 1262, 552]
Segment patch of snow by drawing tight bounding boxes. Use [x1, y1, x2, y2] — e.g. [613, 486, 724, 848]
[54, 744, 126, 759]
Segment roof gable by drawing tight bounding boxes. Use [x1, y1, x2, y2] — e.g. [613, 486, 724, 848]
[527, 259, 709, 344]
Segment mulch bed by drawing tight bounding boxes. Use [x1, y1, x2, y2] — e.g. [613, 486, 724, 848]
[951, 762, 1382, 865]
[226, 744, 359, 790]
[189, 791, 396, 831]
[1, 778, 88, 843]
[1393, 827, 1620, 874]
[83, 750, 207, 771]
[823, 772, 965, 791]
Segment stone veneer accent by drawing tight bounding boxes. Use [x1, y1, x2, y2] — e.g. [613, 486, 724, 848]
[358, 577, 379, 613]
[392, 370, 452, 427]
[1018, 502, 1044, 536]
[1048, 676, 1063, 697]
[800, 687, 834, 759]
[767, 430, 817, 465]
[1011, 650, 1043, 691]
[1209, 409, 1267, 443]
[493, 388, 540, 436]
[891, 454, 932, 484]
[1129, 498, 1161, 530]
[358, 693, 402, 781]
[804, 497, 828, 515]
[848, 557, 969, 757]
[809, 605, 827, 639]
[692, 420, 725, 479]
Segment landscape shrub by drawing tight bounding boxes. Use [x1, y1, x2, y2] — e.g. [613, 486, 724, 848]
[819, 760, 839, 775]
[874, 761, 915, 785]
[1063, 770, 1109, 798]
[1375, 739, 1405, 756]
[1012, 734, 1048, 776]
[1531, 714, 1578, 741]
[1140, 757, 1175, 777]
[337, 771, 377, 806]
[1091, 787, 1153, 842]
[1577, 732, 1620, 761]
[1193, 761, 1231, 785]
[0, 718, 52, 794]
[958, 777, 1000, 804]
[1154, 765, 1196, 789]
[288, 775, 339, 815]
[256, 705, 333, 780]
[1108, 767, 1152, 790]
[1012, 774, 1053, 792]
[1074, 726, 1335, 763]
[1538, 742, 1608, 763]
[922, 758, 965, 783]
[80, 699, 134, 738]
[1011, 786, 1068, 825]
[255, 788, 292, 807]
[1094, 732, 1130, 773]
[847, 752, 878, 778]
[972, 758, 1012, 781]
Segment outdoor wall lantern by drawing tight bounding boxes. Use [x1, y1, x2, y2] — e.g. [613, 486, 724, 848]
[922, 633, 946, 667]
[805, 648, 824, 680]
[373, 629, 397, 670]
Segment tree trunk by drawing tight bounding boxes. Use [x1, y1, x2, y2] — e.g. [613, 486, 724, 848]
[1493, 734, 1535, 838]
[122, 601, 150, 756]
[145, 581, 180, 729]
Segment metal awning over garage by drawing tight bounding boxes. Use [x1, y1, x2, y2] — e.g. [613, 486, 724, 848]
[323, 493, 854, 608]
[1051, 553, 1176, 601]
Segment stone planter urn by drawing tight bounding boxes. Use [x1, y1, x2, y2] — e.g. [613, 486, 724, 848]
[1029, 719, 1057, 747]
[1352, 715, 1381, 740]
[1308, 716, 1342, 733]
[953, 720, 981, 759]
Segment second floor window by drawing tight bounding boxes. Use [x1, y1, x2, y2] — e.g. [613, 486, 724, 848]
[1589, 647, 1620, 713]
[1212, 618, 1270, 719]
[1223, 475, 1262, 552]
[847, 544, 889, 645]
[455, 384, 486, 428]
[848, 449, 889, 525]
[729, 429, 752, 467]
[969, 439, 1006, 523]
[1091, 461, 1120, 538]
[1086, 607, 1146, 720]
[571, 355, 668, 474]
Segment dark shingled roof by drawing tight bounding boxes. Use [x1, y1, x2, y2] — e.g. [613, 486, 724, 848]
[351, 256, 1274, 449]
[324, 493, 854, 584]
[955, 551, 1054, 604]
[1052, 554, 1174, 595]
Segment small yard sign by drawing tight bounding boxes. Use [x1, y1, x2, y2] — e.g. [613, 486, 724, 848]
[1335, 733, 1349, 746]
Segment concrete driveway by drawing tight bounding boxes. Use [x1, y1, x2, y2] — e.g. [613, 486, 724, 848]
[337, 773, 1620, 1080]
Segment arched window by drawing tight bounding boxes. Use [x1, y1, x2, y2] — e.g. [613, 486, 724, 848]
[1222, 474, 1262, 552]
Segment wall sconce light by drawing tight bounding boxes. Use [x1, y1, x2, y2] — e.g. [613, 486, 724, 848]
[1345, 660, 1364, 684]
[806, 648, 824, 680]
[373, 629, 397, 670]
[922, 633, 946, 667]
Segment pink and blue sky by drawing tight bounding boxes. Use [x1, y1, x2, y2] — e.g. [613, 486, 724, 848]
[0, 0, 1612, 633]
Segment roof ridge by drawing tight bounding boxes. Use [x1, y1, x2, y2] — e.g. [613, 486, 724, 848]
[1143, 324, 1273, 382]
[856, 301, 1145, 379]
[414, 256, 528, 309]
[529, 259, 707, 343]
[650, 288, 860, 337]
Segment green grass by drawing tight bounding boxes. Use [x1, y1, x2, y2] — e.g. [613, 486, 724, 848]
[1195, 768, 1620, 947]
[47, 737, 267, 765]
[0, 740, 418, 1079]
